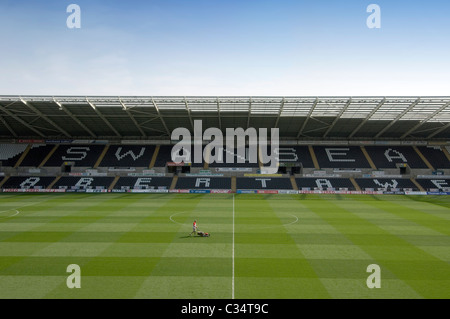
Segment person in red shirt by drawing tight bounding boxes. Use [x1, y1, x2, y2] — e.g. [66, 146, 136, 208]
[190, 220, 198, 236]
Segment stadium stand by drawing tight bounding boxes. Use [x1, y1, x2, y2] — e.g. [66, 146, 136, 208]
[53, 176, 114, 190]
[113, 176, 173, 191]
[153, 145, 175, 167]
[295, 178, 355, 190]
[19, 144, 56, 167]
[236, 177, 293, 190]
[417, 146, 450, 169]
[169, 145, 262, 168]
[364, 146, 428, 168]
[208, 147, 260, 168]
[44, 145, 105, 167]
[261, 146, 315, 169]
[0, 96, 449, 198]
[175, 177, 231, 189]
[416, 179, 450, 191]
[312, 146, 371, 168]
[99, 145, 155, 167]
[355, 178, 418, 191]
[278, 146, 315, 168]
[0, 144, 28, 166]
[1, 176, 56, 189]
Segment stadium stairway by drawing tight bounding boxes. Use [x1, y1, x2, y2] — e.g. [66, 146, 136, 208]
[231, 176, 236, 193]
[257, 146, 263, 169]
[412, 146, 434, 170]
[410, 178, 425, 192]
[108, 176, 120, 191]
[0, 176, 9, 188]
[13, 144, 31, 168]
[149, 145, 160, 168]
[360, 146, 377, 170]
[170, 175, 178, 190]
[442, 146, 450, 162]
[47, 176, 61, 189]
[39, 145, 59, 168]
[94, 145, 110, 168]
[290, 176, 298, 190]
[308, 145, 320, 169]
[203, 144, 210, 169]
[349, 177, 361, 191]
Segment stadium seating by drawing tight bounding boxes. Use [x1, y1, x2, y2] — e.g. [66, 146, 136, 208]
[416, 179, 450, 191]
[312, 146, 371, 168]
[279, 146, 315, 168]
[2, 142, 449, 196]
[365, 146, 428, 168]
[1, 176, 56, 189]
[417, 146, 450, 169]
[175, 177, 231, 189]
[171, 145, 316, 169]
[236, 177, 293, 190]
[153, 145, 175, 167]
[260, 146, 315, 168]
[113, 176, 173, 190]
[20, 144, 56, 167]
[53, 176, 114, 190]
[0, 144, 28, 166]
[99, 145, 155, 167]
[44, 145, 105, 167]
[355, 178, 418, 191]
[208, 147, 260, 168]
[295, 178, 355, 190]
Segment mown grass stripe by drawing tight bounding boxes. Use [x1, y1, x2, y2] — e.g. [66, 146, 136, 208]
[299, 195, 450, 299]
[235, 194, 331, 298]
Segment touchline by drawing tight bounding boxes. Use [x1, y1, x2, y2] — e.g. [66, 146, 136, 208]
[171, 120, 279, 174]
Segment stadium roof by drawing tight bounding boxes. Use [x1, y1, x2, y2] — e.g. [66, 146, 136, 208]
[1, 95, 450, 141]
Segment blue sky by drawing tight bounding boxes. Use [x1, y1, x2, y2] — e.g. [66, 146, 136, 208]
[0, 0, 449, 96]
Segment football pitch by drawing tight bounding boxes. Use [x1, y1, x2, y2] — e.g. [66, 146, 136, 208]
[0, 193, 449, 299]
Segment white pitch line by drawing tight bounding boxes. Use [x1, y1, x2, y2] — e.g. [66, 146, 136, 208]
[232, 193, 235, 299]
[285, 214, 299, 226]
[0, 210, 20, 219]
[169, 211, 187, 225]
[0, 195, 53, 214]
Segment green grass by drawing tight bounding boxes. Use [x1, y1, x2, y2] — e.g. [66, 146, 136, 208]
[0, 193, 449, 299]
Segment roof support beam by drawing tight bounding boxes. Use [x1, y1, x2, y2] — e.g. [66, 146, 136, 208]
[86, 98, 122, 138]
[427, 122, 450, 139]
[375, 97, 421, 138]
[20, 98, 72, 137]
[401, 101, 450, 138]
[247, 98, 252, 129]
[0, 115, 17, 137]
[274, 97, 285, 128]
[348, 97, 386, 138]
[323, 97, 352, 138]
[119, 98, 146, 137]
[53, 98, 97, 138]
[217, 98, 222, 130]
[297, 97, 318, 138]
[0, 104, 46, 137]
[152, 98, 171, 137]
[184, 97, 195, 131]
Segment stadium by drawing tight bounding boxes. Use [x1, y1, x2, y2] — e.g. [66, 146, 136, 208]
[0, 95, 449, 299]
